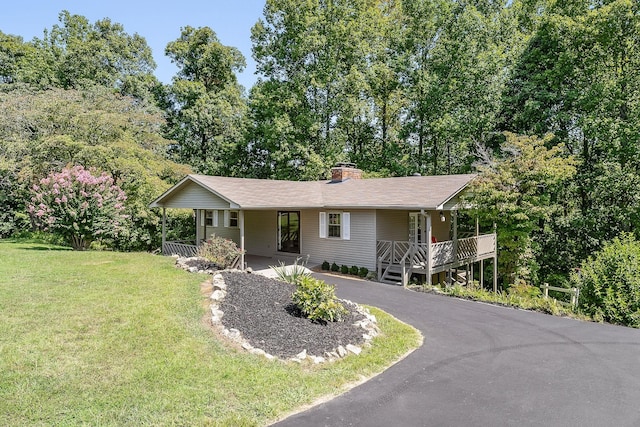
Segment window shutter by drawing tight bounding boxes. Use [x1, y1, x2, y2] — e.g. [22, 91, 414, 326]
[342, 212, 350, 240]
[224, 210, 230, 227]
[319, 212, 327, 238]
[200, 210, 205, 227]
[213, 210, 218, 227]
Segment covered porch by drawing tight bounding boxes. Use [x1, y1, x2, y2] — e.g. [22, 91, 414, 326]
[376, 209, 497, 289]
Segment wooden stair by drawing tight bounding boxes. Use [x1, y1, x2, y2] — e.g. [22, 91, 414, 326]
[379, 264, 406, 285]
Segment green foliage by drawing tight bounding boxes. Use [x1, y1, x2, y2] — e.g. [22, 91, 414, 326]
[573, 233, 640, 327]
[358, 267, 369, 278]
[291, 276, 348, 322]
[350, 265, 359, 275]
[0, 84, 190, 250]
[321, 260, 330, 270]
[465, 132, 576, 283]
[340, 265, 349, 274]
[440, 284, 575, 318]
[507, 280, 542, 299]
[164, 26, 247, 175]
[195, 234, 241, 269]
[269, 256, 311, 284]
[330, 262, 340, 272]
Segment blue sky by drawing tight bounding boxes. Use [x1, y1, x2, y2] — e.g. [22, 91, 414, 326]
[1, 0, 266, 90]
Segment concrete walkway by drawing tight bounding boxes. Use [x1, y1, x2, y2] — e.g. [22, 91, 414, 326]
[274, 274, 640, 427]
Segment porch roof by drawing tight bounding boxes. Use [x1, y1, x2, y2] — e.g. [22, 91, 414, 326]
[149, 173, 476, 210]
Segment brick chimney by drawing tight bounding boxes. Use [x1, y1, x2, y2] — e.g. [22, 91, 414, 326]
[331, 162, 362, 183]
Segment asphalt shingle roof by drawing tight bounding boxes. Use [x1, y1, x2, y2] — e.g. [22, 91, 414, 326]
[177, 173, 476, 210]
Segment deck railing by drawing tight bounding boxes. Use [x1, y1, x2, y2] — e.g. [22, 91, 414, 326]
[163, 240, 198, 257]
[377, 233, 497, 271]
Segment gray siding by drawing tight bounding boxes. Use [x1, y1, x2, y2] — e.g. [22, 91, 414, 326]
[162, 181, 231, 209]
[376, 210, 409, 241]
[301, 209, 377, 270]
[245, 210, 277, 257]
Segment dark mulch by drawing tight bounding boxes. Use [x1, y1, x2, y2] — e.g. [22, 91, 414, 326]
[219, 271, 367, 359]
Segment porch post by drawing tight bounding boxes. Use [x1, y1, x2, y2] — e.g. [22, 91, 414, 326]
[480, 259, 484, 288]
[162, 207, 166, 254]
[239, 210, 245, 271]
[493, 222, 498, 292]
[425, 212, 432, 285]
[452, 210, 458, 260]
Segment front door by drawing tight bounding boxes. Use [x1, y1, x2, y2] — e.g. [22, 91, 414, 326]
[409, 212, 427, 244]
[278, 211, 300, 253]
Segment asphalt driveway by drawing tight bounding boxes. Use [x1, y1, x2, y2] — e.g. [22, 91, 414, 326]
[274, 274, 640, 427]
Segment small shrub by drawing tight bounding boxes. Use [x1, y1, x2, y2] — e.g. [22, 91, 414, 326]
[291, 276, 348, 322]
[340, 265, 349, 274]
[196, 234, 241, 268]
[321, 261, 330, 270]
[330, 262, 339, 272]
[507, 279, 542, 299]
[349, 265, 359, 275]
[358, 267, 369, 278]
[270, 256, 311, 284]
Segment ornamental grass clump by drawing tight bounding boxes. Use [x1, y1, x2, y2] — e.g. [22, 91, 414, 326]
[28, 165, 127, 250]
[270, 256, 311, 284]
[196, 234, 241, 268]
[292, 276, 348, 323]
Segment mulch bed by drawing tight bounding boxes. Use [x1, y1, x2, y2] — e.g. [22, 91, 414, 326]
[219, 271, 368, 359]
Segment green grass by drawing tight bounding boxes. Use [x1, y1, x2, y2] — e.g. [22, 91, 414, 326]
[0, 240, 421, 426]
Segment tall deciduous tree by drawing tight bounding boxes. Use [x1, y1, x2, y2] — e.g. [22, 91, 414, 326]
[165, 26, 247, 175]
[466, 133, 576, 284]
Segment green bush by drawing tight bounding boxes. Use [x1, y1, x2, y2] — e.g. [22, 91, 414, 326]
[358, 267, 369, 278]
[340, 265, 349, 274]
[349, 265, 359, 275]
[572, 233, 640, 327]
[196, 234, 241, 268]
[507, 279, 542, 299]
[291, 276, 348, 322]
[330, 262, 339, 272]
[321, 261, 330, 270]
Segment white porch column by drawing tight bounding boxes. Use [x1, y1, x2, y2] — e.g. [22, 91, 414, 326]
[239, 210, 245, 271]
[161, 207, 166, 254]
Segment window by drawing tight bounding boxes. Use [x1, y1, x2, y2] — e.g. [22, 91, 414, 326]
[229, 211, 238, 228]
[205, 210, 214, 226]
[224, 210, 239, 228]
[328, 213, 341, 238]
[319, 211, 350, 240]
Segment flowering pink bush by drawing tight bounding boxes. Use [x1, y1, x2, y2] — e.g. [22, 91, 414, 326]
[28, 166, 127, 250]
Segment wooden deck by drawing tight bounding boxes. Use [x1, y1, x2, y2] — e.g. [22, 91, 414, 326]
[377, 234, 497, 286]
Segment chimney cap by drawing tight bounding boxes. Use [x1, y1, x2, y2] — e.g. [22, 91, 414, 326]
[334, 162, 357, 169]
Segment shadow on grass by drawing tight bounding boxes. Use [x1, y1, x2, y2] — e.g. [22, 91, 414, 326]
[18, 245, 73, 251]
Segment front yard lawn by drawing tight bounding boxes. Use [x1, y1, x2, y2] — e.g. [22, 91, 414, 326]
[0, 241, 421, 426]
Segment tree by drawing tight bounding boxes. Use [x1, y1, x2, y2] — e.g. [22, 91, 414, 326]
[28, 166, 127, 250]
[0, 84, 190, 249]
[165, 26, 247, 175]
[501, 0, 640, 278]
[36, 11, 157, 93]
[465, 133, 576, 284]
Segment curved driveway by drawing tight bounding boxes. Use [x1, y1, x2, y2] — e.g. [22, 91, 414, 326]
[274, 274, 640, 427]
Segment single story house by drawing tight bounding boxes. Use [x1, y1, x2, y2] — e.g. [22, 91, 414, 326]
[150, 164, 497, 288]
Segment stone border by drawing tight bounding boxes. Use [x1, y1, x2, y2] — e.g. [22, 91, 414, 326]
[209, 272, 380, 364]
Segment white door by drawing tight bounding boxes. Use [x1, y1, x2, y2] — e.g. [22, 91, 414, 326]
[409, 213, 427, 244]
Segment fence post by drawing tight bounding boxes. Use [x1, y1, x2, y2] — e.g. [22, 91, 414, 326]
[542, 283, 549, 299]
